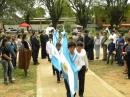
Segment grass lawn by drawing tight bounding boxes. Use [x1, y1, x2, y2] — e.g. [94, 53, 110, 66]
[89, 60, 130, 97]
[0, 63, 36, 97]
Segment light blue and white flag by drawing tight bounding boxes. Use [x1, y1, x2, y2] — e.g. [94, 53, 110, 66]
[53, 31, 59, 46]
[60, 32, 78, 97]
[50, 44, 62, 72]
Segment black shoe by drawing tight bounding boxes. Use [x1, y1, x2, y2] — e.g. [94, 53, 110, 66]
[4, 81, 8, 85]
[57, 80, 60, 83]
[36, 62, 40, 65]
[74, 93, 76, 97]
[9, 80, 15, 83]
[79, 95, 83, 97]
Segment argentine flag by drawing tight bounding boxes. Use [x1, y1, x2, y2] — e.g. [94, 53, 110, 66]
[50, 44, 62, 72]
[61, 32, 78, 97]
[53, 31, 59, 46]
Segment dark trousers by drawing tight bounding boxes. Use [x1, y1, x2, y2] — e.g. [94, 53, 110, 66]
[47, 54, 51, 62]
[89, 49, 94, 60]
[126, 59, 130, 78]
[32, 49, 39, 64]
[52, 65, 55, 75]
[2, 60, 13, 82]
[107, 52, 114, 64]
[41, 47, 47, 59]
[55, 69, 60, 81]
[64, 79, 71, 97]
[12, 57, 16, 68]
[78, 66, 86, 96]
[103, 45, 107, 60]
[117, 47, 123, 65]
[52, 65, 60, 81]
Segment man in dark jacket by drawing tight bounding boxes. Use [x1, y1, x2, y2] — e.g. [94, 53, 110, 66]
[31, 32, 40, 65]
[84, 30, 92, 60]
[40, 31, 48, 59]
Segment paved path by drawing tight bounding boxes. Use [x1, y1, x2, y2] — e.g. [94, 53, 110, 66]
[37, 59, 126, 97]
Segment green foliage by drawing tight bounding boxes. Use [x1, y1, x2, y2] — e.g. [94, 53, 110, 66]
[68, 0, 93, 29]
[64, 22, 72, 33]
[103, 0, 128, 27]
[40, 0, 65, 28]
[33, 7, 45, 18]
[61, 1, 75, 17]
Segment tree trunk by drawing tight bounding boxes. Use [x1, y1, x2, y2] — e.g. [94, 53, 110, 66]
[52, 20, 58, 29]
[25, 13, 30, 31]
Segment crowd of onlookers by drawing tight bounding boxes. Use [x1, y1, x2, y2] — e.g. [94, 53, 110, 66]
[71, 28, 130, 79]
[0, 29, 49, 85]
[0, 27, 130, 86]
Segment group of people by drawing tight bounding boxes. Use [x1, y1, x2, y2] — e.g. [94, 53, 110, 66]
[0, 30, 49, 84]
[0, 26, 130, 97]
[45, 29, 89, 97]
[72, 28, 130, 80]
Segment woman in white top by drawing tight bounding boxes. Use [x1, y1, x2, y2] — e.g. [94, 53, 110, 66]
[94, 33, 101, 59]
[75, 41, 89, 97]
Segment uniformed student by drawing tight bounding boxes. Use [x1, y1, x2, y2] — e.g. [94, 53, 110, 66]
[75, 41, 89, 97]
[55, 42, 62, 83]
[64, 41, 77, 97]
[46, 36, 55, 75]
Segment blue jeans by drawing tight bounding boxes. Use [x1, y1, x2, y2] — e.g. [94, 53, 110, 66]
[1, 60, 13, 82]
[117, 47, 123, 65]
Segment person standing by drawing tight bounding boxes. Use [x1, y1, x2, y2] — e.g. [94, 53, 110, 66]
[94, 33, 101, 59]
[122, 36, 129, 74]
[19, 34, 31, 76]
[63, 41, 77, 97]
[123, 37, 130, 79]
[116, 33, 124, 66]
[1, 38, 14, 84]
[101, 31, 108, 61]
[84, 30, 91, 60]
[31, 32, 40, 65]
[75, 41, 89, 97]
[107, 38, 115, 64]
[11, 36, 17, 68]
[46, 36, 55, 74]
[6, 35, 16, 68]
[40, 31, 48, 59]
[77, 32, 83, 42]
[55, 42, 62, 83]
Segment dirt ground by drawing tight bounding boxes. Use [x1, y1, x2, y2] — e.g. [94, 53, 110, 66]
[89, 60, 130, 97]
[0, 64, 36, 97]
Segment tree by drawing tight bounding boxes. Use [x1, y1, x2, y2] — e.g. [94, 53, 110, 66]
[33, 7, 45, 18]
[61, 1, 75, 17]
[103, 0, 128, 27]
[16, 0, 36, 24]
[40, 0, 65, 29]
[0, 0, 17, 18]
[68, 0, 92, 29]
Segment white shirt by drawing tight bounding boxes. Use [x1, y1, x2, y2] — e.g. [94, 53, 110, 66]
[74, 49, 89, 71]
[46, 40, 53, 58]
[109, 33, 117, 44]
[94, 37, 101, 45]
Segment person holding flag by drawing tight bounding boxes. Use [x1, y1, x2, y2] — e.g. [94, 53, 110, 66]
[60, 31, 78, 97]
[50, 42, 62, 83]
[75, 41, 89, 97]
